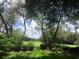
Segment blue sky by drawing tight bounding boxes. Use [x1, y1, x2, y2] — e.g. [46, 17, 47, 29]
[62, 21, 79, 32]
[14, 17, 41, 39]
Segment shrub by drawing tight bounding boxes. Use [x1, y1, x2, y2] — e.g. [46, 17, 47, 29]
[26, 42, 34, 51]
[21, 45, 27, 51]
[40, 44, 48, 50]
[0, 51, 8, 59]
[21, 42, 34, 51]
[63, 46, 79, 55]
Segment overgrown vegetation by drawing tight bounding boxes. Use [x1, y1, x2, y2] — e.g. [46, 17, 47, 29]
[0, 0, 79, 59]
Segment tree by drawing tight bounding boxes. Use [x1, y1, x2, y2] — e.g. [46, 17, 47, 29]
[24, 0, 79, 49]
[0, 12, 9, 37]
[5, 7, 16, 36]
[0, 0, 16, 37]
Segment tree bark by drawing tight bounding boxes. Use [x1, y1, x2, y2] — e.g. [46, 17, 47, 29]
[0, 13, 9, 37]
[40, 20, 47, 44]
[23, 18, 26, 37]
[9, 24, 13, 36]
[53, 16, 61, 42]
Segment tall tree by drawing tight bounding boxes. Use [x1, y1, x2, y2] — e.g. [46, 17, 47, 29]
[0, 1, 9, 37]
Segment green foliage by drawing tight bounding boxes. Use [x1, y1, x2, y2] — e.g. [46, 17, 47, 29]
[24, 0, 79, 45]
[0, 33, 6, 39]
[0, 30, 23, 52]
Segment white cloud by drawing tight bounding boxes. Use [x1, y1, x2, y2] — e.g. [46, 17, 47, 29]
[15, 17, 41, 39]
[0, 0, 4, 3]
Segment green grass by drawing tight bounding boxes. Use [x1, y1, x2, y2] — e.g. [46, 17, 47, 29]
[4, 50, 49, 59]
[22, 41, 79, 48]
[4, 50, 78, 59]
[22, 41, 41, 47]
[3, 41, 79, 59]
[62, 44, 79, 48]
[57, 44, 79, 48]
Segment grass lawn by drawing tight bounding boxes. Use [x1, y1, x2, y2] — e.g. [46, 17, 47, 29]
[2, 41, 79, 59]
[61, 44, 79, 48]
[22, 41, 79, 48]
[4, 50, 78, 59]
[22, 41, 41, 47]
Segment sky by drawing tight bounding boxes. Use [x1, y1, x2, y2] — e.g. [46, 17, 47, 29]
[14, 17, 41, 39]
[62, 21, 79, 32]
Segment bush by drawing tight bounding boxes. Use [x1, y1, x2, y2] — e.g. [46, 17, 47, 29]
[0, 51, 7, 59]
[21, 45, 27, 51]
[26, 42, 34, 51]
[0, 32, 23, 52]
[63, 46, 79, 55]
[21, 42, 34, 51]
[40, 44, 48, 50]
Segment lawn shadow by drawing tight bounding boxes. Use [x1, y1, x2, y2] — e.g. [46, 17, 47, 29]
[6, 52, 78, 59]
[38, 53, 78, 59]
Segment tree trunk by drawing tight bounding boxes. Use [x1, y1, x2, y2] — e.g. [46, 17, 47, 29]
[23, 18, 26, 37]
[53, 16, 61, 42]
[9, 24, 13, 36]
[40, 20, 47, 44]
[0, 13, 9, 37]
[75, 28, 78, 45]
